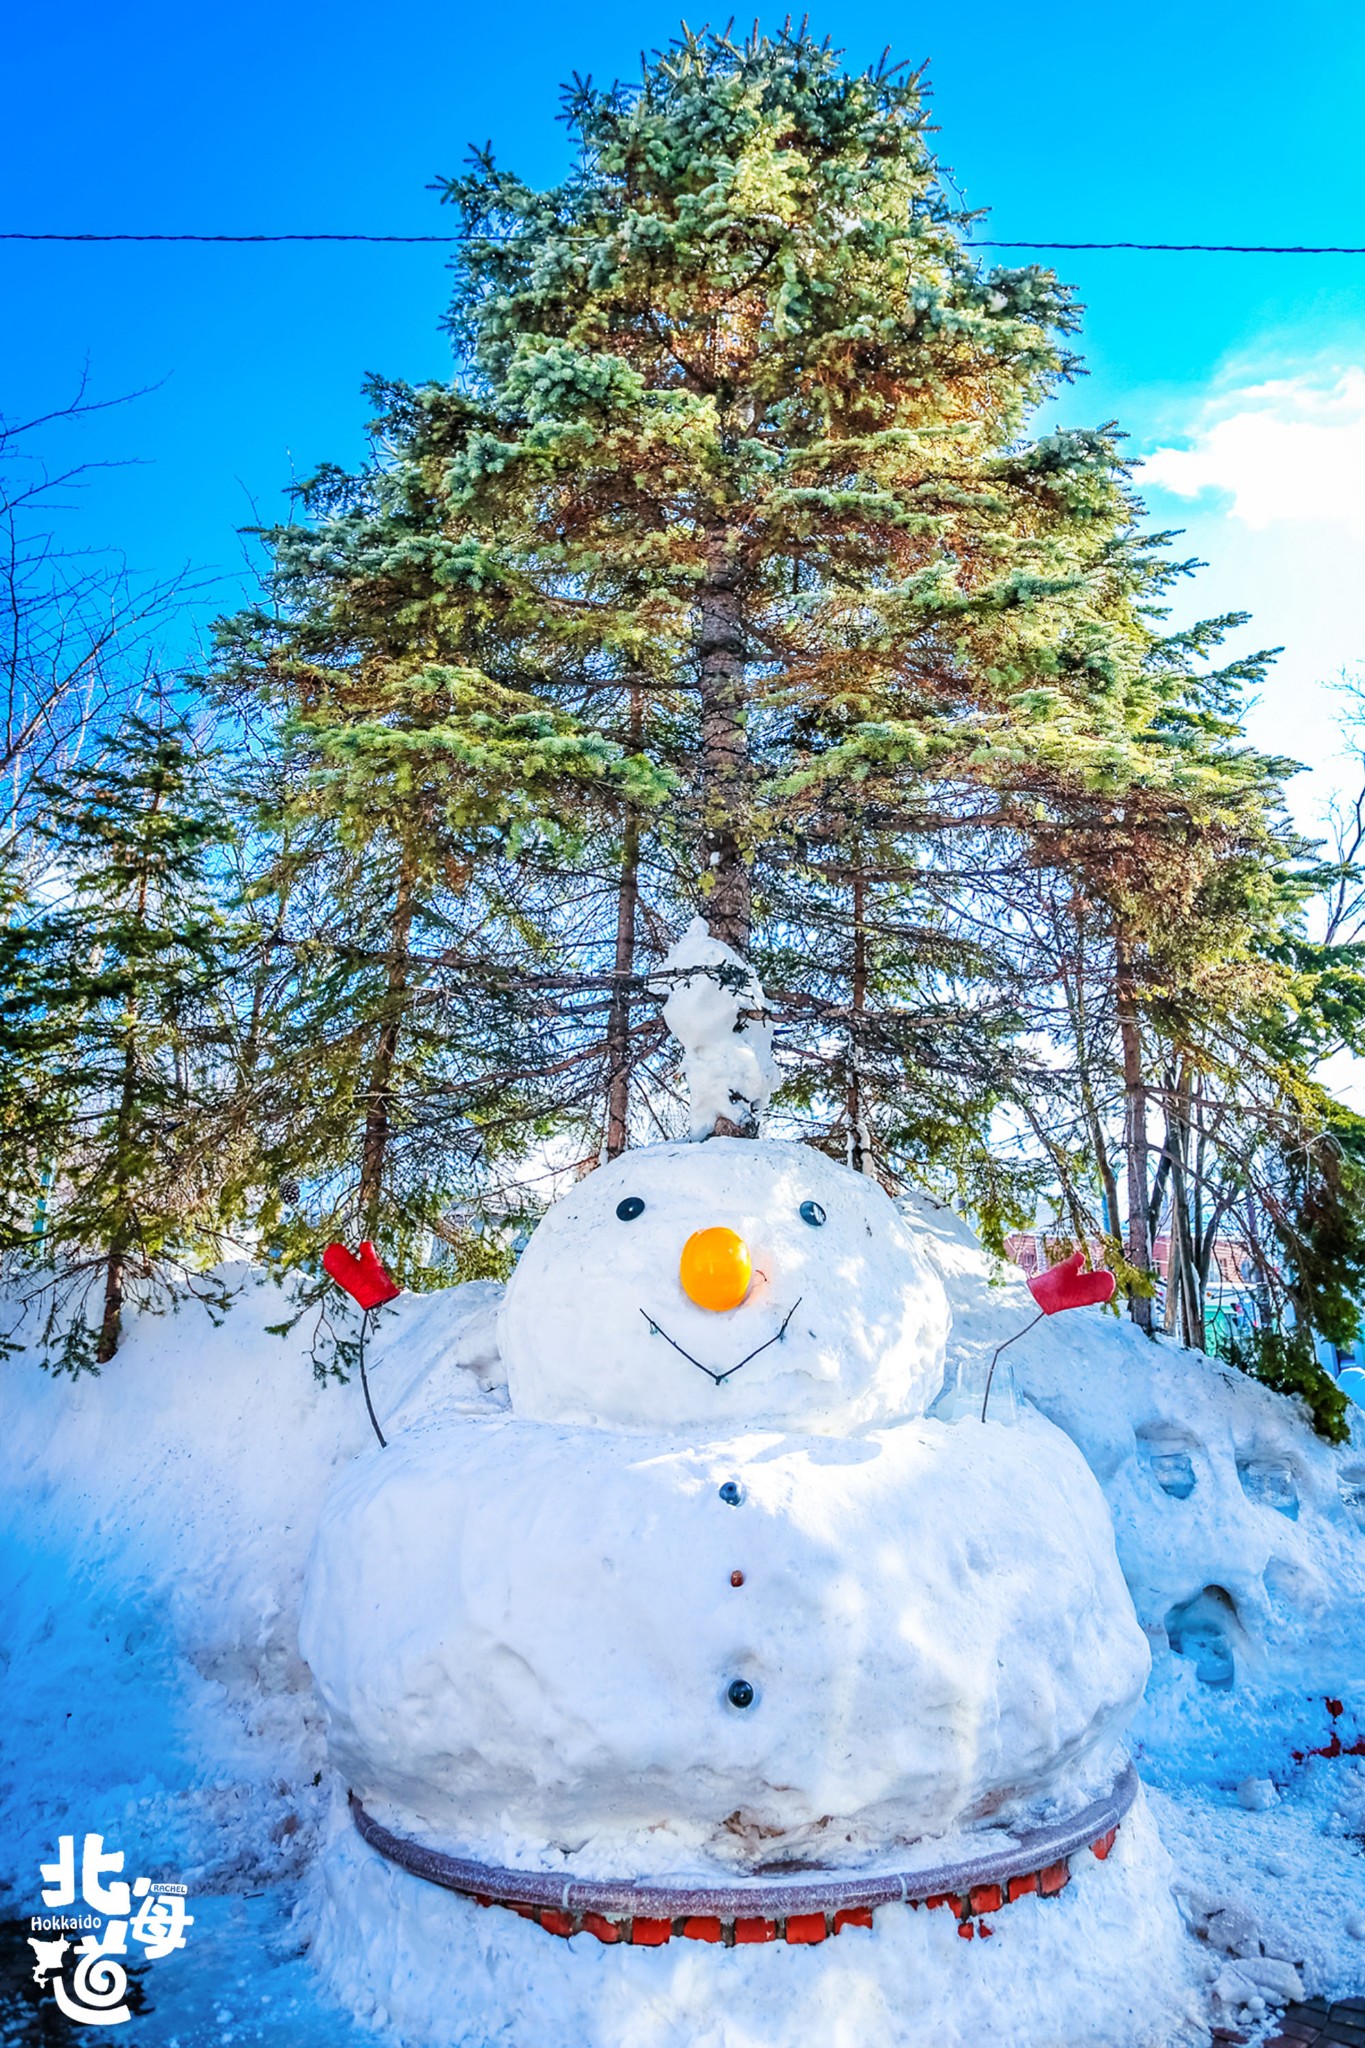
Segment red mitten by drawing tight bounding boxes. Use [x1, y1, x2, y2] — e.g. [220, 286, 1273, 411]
[1027, 1248, 1116, 1316]
[322, 1240, 402, 1311]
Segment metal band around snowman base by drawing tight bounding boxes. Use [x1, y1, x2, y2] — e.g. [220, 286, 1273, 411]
[349, 1759, 1137, 1946]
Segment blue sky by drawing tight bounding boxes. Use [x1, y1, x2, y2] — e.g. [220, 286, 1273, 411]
[5, 0, 1365, 812]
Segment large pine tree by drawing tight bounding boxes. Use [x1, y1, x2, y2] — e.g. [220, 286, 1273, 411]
[428, 24, 1303, 1165]
[437, 27, 1121, 960]
[217, 24, 1326, 1353]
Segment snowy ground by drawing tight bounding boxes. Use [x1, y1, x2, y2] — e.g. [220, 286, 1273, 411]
[3, 1200, 1365, 2045]
[0, 1891, 377, 2048]
[0, 1266, 465, 2048]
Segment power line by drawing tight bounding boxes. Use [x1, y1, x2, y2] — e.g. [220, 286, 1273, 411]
[2, 230, 1365, 254]
[980, 241, 1365, 255]
[0, 232, 459, 244]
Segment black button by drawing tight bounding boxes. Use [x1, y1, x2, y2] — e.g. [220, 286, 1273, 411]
[799, 1200, 826, 1227]
[718, 1480, 744, 1507]
[727, 1678, 755, 1709]
[616, 1196, 645, 1221]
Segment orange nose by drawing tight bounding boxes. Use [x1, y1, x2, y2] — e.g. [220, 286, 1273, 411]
[679, 1227, 753, 1312]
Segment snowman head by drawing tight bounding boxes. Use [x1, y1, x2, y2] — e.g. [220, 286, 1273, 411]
[498, 1139, 950, 1434]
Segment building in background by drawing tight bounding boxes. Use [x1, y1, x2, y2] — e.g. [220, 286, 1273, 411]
[999, 1216, 1364, 1370]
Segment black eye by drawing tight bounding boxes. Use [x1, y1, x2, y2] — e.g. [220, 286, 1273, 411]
[799, 1200, 826, 1227]
[616, 1196, 645, 1221]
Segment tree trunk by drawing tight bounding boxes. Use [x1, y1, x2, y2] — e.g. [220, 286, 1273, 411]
[241, 865, 294, 1082]
[1061, 912, 1121, 1241]
[1092, 1119, 1122, 1245]
[605, 693, 642, 1159]
[97, 799, 161, 1367]
[97, 1244, 127, 1366]
[696, 531, 750, 954]
[1162, 1062, 1203, 1349]
[1116, 932, 1153, 1331]
[96, 1034, 139, 1364]
[846, 864, 871, 1174]
[1147, 1148, 1171, 1247]
[357, 861, 416, 1238]
[1160, 1066, 1182, 1340]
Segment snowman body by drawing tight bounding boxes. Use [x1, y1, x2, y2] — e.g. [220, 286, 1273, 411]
[302, 1141, 1149, 1870]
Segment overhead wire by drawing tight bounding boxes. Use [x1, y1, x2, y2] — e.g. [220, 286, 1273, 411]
[2, 232, 1365, 254]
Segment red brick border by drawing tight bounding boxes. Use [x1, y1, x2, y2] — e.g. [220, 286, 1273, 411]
[350, 1763, 1137, 1948]
[468, 1852, 1089, 1945]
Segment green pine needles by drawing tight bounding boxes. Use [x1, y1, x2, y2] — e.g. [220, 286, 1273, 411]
[0, 714, 242, 1370]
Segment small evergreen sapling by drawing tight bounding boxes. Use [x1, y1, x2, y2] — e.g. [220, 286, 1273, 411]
[0, 713, 241, 1370]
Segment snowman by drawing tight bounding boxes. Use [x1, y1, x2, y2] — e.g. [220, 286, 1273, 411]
[299, 924, 1200, 2048]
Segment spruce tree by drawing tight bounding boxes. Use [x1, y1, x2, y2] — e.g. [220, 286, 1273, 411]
[219, 22, 1341, 1302]
[426, 26, 1299, 1141]
[0, 712, 240, 1368]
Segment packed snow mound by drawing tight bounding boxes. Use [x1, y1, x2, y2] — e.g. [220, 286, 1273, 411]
[905, 1192, 1365, 1773]
[301, 1407, 1147, 1865]
[656, 916, 776, 1139]
[378, 1276, 507, 1424]
[0, 1267, 499, 1897]
[310, 1792, 1202, 2048]
[499, 1139, 950, 1434]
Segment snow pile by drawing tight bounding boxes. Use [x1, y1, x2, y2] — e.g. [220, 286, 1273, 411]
[909, 1188, 1365, 2026]
[500, 1138, 950, 1433]
[0, 1269, 497, 1902]
[1150, 1762, 1365, 2026]
[380, 1276, 507, 1421]
[656, 917, 776, 1139]
[302, 1409, 1147, 1862]
[906, 1192, 1365, 1775]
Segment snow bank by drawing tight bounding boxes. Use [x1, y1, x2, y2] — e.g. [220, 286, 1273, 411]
[9, 1154, 1365, 2041]
[0, 1268, 497, 1901]
[908, 1189, 1365, 2013]
[905, 1193, 1365, 1770]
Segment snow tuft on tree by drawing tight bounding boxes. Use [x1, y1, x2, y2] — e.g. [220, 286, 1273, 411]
[656, 917, 776, 1140]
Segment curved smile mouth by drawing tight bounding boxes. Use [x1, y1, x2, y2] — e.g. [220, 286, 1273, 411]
[638, 1299, 803, 1385]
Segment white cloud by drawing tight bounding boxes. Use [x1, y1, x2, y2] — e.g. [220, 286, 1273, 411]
[1139, 367, 1365, 539]
[1119, 361, 1365, 812]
